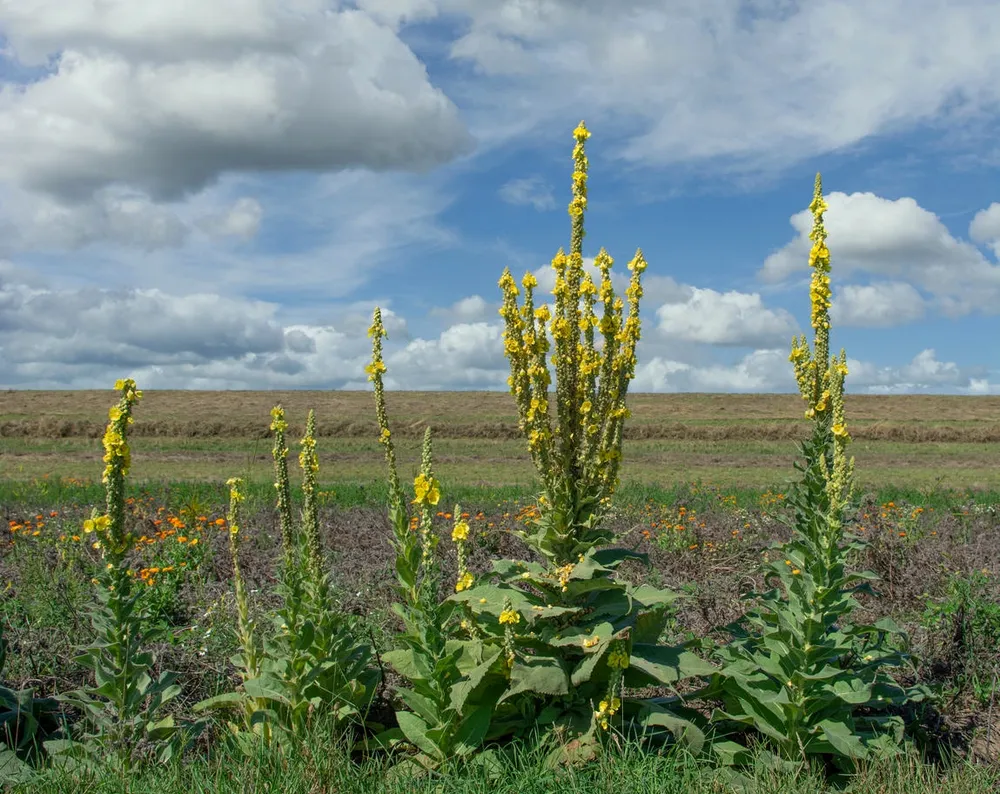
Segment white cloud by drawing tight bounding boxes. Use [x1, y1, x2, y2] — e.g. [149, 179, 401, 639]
[198, 197, 263, 239]
[655, 287, 799, 347]
[760, 190, 1000, 317]
[430, 295, 491, 323]
[498, 176, 556, 210]
[970, 202, 1000, 258]
[421, 0, 1000, 178]
[848, 349, 969, 393]
[0, 2, 472, 202]
[634, 348, 794, 393]
[831, 282, 926, 327]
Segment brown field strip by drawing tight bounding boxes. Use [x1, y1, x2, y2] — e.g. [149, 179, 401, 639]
[2, 391, 998, 488]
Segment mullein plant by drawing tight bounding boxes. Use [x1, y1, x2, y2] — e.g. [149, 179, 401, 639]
[704, 176, 925, 776]
[368, 311, 495, 771]
[50, 380, 184, 772]
[372, 125, 714, 767]
[197, 411, 378, 750]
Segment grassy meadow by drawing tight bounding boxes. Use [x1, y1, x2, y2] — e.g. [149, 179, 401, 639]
[1, 389, 998, 792]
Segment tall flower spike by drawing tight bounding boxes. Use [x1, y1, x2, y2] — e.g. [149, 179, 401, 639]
[270, 405, 295, 571]
[299, 409, 323, 583]
[368, 307, 404, 511]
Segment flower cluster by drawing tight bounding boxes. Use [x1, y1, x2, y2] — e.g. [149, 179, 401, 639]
[497, 121, 647, 566]
[788, 174, 854, 512]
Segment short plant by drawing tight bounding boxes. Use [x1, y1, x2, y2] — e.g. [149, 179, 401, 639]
[195, 409, 378, 751]
[703, 177, 925, 776]
[49, 380, 185, 772]
[921, 568, 1000, 706]
[0, 616, 64, 782]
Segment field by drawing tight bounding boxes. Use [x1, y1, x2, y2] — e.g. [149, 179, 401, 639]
[1, 389, 999, 792]
[4, 390, 1000, 490]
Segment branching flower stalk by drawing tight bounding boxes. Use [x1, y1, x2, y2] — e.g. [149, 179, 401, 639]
[498, 120, 646, 568]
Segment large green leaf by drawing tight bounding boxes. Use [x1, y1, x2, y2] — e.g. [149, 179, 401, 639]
[500, 656, 569, 701]
[818, 719, 869, 759]
[395, 711, 441, 759]
[626, 643, 715, 687]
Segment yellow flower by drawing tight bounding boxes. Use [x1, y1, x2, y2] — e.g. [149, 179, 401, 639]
[412, 473, 440, 506]
[451, 520, 470, 542]
[455, 572, 474, 592]
[498, 608, 520, 625]
[607, 645, 630, 669]
[582, 636, 600, 649]
[832, 422, 849, 439]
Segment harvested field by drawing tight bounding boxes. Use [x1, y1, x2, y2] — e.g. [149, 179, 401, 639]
[2, 391, 999, 489]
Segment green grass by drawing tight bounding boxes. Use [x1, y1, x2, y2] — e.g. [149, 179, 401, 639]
[10, 726, 998, 794]
[1, 476, 997, 515]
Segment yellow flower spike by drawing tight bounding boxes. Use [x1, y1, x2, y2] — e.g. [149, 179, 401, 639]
[455, 572, 474, 593]
[451, 520, 470, 543]
[499, 608, 520, 625]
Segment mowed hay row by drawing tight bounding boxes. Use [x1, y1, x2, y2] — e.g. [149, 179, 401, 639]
[2, 390, 999, 442]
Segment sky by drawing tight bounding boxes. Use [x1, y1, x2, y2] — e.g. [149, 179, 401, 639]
[1, 0, 999, 394]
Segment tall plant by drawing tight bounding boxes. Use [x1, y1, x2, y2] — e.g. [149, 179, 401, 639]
[371, 123, 713, 767]
[705, 176, 925, 774]
[51, 380, 183, 772]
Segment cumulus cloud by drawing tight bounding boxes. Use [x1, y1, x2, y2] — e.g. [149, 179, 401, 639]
[849, 349, 969, 393]
[970, 202, 1000, 258]
[655, 288, 799, 347]
[831, 282, 926, 327]
[498, 176, 556, 210]
[634, 349, 794, 393]
[0, 1, 473, 202]
[198, 197, 263, 240]
[430, 295, 491, 323]
[760, 191, 1000, 317]
[403, 0, 1000, 180]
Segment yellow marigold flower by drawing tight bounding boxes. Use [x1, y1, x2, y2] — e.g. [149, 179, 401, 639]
[451, 520, 470, 542]
[455, 572, 474, 592]
[498, 608, 521, 625]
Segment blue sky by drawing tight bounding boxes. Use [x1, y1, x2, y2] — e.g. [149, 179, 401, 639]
[0, 0, 998, 393]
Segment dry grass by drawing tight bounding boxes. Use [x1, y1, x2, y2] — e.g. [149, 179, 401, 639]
[1, 391, 998, 488]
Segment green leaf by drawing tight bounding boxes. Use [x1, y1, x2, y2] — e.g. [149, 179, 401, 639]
[450, 648, 502, 714]
[192, 692, 245, 712]
[395, 690, 442, 727]
[395, 711, 441, 760]
[626, 643, 715, 687]
[500, 656, 569, 701]
[452, 706, 492, 756]
[818, 719, 869, 759]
